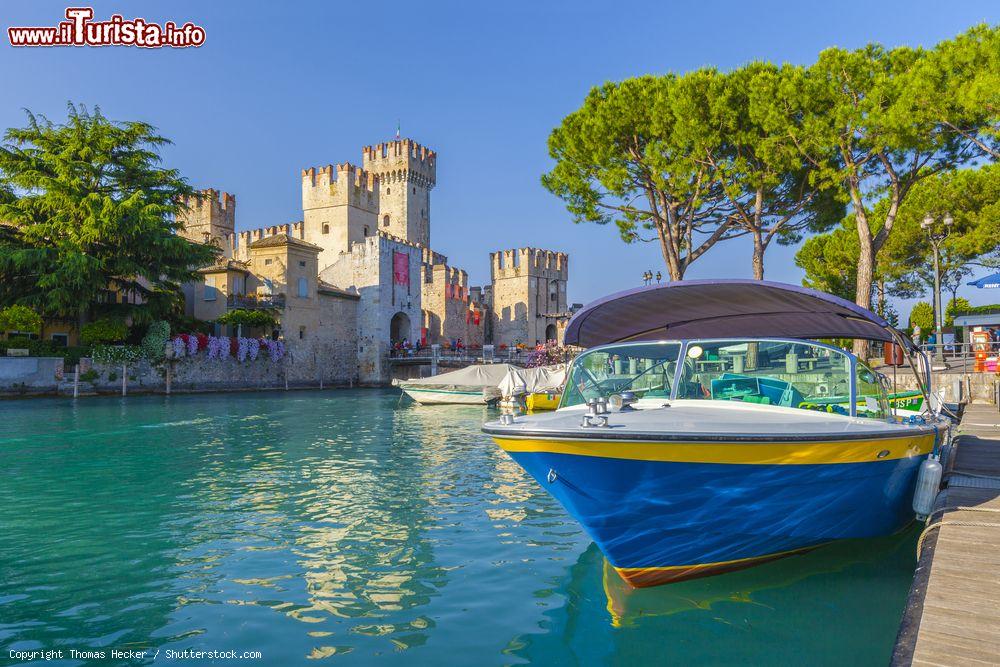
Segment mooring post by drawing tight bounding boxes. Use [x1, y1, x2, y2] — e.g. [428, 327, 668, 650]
[73, 364, 79, 398]
[122, 363, 127, 396]
[165, 361, 172, 395]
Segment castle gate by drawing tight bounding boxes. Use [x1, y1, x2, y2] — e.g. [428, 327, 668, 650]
[390, 311, 411, 344]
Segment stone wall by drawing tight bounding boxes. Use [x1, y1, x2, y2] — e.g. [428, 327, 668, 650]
[0, 357, 64, 395]
[320, 233, 423, 385]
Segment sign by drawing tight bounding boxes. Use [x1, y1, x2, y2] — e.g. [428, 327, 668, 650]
[393, 252, 409, 286]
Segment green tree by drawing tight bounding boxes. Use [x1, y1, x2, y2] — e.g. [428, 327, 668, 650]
[909, 302, 934, 337]
[880, 164, 1000, 306]
[683, 63, 842, 278]
[0, 104, 217, 325]
[772, 27, 998, 349]
[946, 297, 972, 327]
[0, 304, 42, 336]
[913, 24, 1000, 160]
[542, 75, 746, 280]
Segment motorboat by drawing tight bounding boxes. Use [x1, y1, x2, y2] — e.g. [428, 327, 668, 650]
[396, 364, 518, 405]
[482, 280, 948, 587]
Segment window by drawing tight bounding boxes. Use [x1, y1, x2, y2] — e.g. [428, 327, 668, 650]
[386, 188, 390, 195]
[299, 260, 306, 267]
[264, 258, 273, 266]
[412, 187, 416, 194]
[856, 360, 889, 419]
[204, 276, 217, 301]
[51, 333, 69, 347]
[363, 225, 370, 237]
[383, 215, 390, 227]
[675, 340, 853, 415]
[297, 277, 308, 298]
[299, 326, 306, 340]
[322, 223, 330, 234]
[561, 342, 682, 408]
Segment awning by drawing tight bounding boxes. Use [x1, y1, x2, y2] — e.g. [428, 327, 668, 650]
[563, 279, 916, 351]
[967, 273, 1000, 289]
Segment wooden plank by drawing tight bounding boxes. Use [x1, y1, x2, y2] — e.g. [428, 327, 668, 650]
[893, 403, 1000, 666]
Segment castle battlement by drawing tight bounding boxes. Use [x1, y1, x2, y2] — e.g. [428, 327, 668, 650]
[301, 163, 379, 213]
[178, 188, 236, 214]
[362, 138, 436, 187]
[491, 247, 569, 280]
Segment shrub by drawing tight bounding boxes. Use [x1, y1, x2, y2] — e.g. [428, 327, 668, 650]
[79, 369, 98, 383]
[216, 309, 277, 330]
[0, 305, 43, 335]
[92, 344, 142, 365]
[81, 319, 127, 345]
[140, 321, 170, 361]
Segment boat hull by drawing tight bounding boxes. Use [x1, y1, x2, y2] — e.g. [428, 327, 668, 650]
[495, 431, 935, 587]
[401, 387, 491, 405]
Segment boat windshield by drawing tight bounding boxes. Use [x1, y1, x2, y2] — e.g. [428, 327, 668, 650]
[675, 340, 863, 415]
[560, 342, 682, 408]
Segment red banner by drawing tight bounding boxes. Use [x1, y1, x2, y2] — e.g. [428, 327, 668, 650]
[393, 252, 409, 286]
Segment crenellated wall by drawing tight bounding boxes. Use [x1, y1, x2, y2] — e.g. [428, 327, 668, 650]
[489, 247, 569, 347]
[177, 189, 236, 253]
[362, 139, 436, 247]
[301, 163, 380, 271]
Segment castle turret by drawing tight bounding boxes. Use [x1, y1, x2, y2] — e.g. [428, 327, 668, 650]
[301, 163, 379, 271]
[177, 189, 236, 257]
[489, 247, 569, 347]
[362, 139, 436, 248]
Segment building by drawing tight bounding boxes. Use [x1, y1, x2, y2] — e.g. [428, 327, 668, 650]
[488, 248, 569, 347]
[177, 138, 569, 384]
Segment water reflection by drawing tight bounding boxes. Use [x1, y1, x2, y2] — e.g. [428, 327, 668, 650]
[0, 391, 917, 666]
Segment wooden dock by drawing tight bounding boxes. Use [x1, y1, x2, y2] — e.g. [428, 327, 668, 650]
[893, 402, 1000, 665]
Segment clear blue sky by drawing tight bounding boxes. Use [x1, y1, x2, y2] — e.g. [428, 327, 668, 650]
[3, 0, 999, 314]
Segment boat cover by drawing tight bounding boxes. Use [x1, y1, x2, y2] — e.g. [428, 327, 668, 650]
[401, 364, 519, 392]
[563, 279, 916, 351]
[497, 364, 567, 398]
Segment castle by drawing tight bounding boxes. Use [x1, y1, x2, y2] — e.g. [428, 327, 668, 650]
[177, 138, 570, 384]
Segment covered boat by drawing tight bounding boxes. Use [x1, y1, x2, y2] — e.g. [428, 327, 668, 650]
[397, 364, 518, 405]
[497, 364, 567, 412]
[483, 280, 946, 587]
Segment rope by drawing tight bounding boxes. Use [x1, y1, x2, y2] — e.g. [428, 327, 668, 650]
[917, 506, 1000, 558]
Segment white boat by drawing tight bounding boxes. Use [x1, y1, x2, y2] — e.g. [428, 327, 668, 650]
[396, 364, 518, 405]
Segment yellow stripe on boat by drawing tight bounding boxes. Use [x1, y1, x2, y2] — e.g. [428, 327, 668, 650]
[492, 432, 935, 465]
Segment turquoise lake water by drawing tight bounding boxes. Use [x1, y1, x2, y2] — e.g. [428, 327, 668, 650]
[1, 390, 917, 666]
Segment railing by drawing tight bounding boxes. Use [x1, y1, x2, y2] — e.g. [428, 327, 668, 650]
[227, 293, 285, 310]
[917, 341, 1000, 371]
[388, 347, 576, 366]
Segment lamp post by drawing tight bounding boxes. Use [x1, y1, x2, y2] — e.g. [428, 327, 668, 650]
[642, 270, 653, 286]
[921, 213, 954, 366]
[655, 271, 662, 284]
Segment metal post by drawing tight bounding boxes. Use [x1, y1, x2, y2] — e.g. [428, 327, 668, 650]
[73, 364, 79, 398]
[932, 236, 945, 366]
[121, 363, 127, 396]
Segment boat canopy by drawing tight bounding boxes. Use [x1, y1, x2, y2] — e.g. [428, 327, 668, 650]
[497, 364, 567, 398]
[402, 363, 520, 389]
[563, 280, 917, 352]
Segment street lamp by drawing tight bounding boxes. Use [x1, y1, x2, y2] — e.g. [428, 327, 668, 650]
[921, 212, 954, 366]
[655, 271, 662, 284]
[642, 270, 653, 286]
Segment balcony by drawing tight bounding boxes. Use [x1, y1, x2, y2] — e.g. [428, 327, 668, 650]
[227, 293, 285, 310]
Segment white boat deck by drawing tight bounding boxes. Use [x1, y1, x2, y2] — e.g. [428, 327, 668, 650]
[486, 399, 936, 441]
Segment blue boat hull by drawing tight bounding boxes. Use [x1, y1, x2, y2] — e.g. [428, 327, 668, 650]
[506, 442, 931, 586]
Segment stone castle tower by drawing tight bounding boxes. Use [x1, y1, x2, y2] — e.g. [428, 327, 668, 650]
[490, 248, 569, 346]
[362, 139, 436, 248]
[177, 189, 235, 250]
[301, 163, 380, 271]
